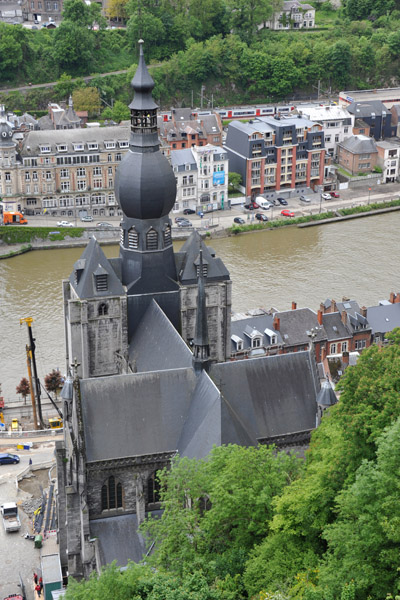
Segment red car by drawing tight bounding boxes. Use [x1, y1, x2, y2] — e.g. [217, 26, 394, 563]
[330, 191, 340, 198]
[281, 209, 295, 218]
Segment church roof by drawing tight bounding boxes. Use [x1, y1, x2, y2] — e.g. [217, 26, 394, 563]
[176, 230, 230, 284]
[210, 350, 320, 440]
[128, 300, 193, 372]
[69, 236, 124, 299]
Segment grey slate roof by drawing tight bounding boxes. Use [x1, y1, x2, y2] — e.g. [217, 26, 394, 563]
[69, 236, 125, 299]
[90, 512, 162, 566]
[347, 100, 388, 118]
[230, 314, 283, 352]
[80, 368, 198, 461]
[170, 148, 196, 168]
[21, 125, 130, 156]
[128, 300, 193, 372]
[210, 350, 320, 439]
[276, 308, 326, 347]
[338, 135, 377, 154]
[322, 312, 349, 341]
[366, 302, 400, 335]
[176, 230, 230, 284]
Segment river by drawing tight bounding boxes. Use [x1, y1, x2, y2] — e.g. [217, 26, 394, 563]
[0, 212, 398, 400]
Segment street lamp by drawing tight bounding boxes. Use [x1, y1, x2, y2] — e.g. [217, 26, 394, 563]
[319, 186, 322, 214]
[368, 187, 371, 205]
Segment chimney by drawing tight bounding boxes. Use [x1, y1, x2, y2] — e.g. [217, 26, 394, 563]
[395, 294, 400, 304]
[317, 309, 323, 325]
[389, 292, 395, 303]
[342, 296, 350, 302]
[273, 316, 280, 331]
[341, 309, 347, 325]
[320, 302, 325, 314]
[331, 299, 337, 313]
[292, 301, 297, 310]
[321, 346, 326, 361]
[360, 306, 367, 318]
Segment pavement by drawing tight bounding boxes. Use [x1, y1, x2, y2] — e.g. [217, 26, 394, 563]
[0, 436, 60, 600]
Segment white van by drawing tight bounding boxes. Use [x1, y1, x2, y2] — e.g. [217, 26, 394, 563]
[256, 196, 273, 210]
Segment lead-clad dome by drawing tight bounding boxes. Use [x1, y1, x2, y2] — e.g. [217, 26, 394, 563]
[115, 40, 176, 220]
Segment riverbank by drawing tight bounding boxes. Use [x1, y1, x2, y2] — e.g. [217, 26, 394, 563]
[1, 195, 400, 259]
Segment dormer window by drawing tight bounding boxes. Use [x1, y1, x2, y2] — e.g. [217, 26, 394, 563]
[57, 144, 67, 152]
[252, 336, 262, 348]
[75, 268, 83, 285]
[196, 262, 208, 278]
[88, 142, 98, 150]
[119, 141, 129, 148]
[40, 145, 51, 153]
[231, 335, 243, 351]
[95, 274, 108, 291]
[105, 141, 116, 149]
[264, 328, 277, 345]
[73, 143, 84, 152]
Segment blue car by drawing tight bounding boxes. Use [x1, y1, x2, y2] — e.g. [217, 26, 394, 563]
[0, 453, 20, 465]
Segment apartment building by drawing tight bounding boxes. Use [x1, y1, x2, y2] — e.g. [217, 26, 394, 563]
[158, 108, 223, 158]
[297, 104, 354, 159]
[224, 115, 325, 197]
[376, 140, 400, 183]
[17, 125, 130, 217]
[171, 144, 228, 213]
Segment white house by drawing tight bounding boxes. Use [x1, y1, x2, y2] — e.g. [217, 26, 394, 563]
[297, 104, 354, 160]
[264, 0, 315, 30]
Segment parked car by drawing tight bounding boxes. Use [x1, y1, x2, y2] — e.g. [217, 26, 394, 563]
[183, 208, 196, 215]
[281, 209, 295, 218]
[177, 219, 192, 227]
[234, 217, 245, 224]
[244, 201, 260, 210]
[0, 453, 20, 465]
[271, 199, 280, 206]
[96, 222, 113, 227]
[277, 197, 288, 206]
[81, 215, 93, 222]
[255, 213, 268, 222]
[175, 217, 185, 223]
[299, 195, 311, 203]
[321, 193, 332, 201]
[56, 220, 73, 227]
[330, 191, 340, 198]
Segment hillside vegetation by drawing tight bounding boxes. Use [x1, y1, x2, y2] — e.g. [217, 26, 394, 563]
[3, 0, 400, 112]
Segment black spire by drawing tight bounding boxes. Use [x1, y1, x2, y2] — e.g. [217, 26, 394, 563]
[193, 248, 210, 374]
[114, 40, 180, 341]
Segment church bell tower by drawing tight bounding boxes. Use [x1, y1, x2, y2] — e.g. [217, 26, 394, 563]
[115, 40, 180, 339]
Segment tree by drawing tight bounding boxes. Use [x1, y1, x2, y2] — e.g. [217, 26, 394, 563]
[111, 100, 130, 122]
[53, 21, 94, 72]
[228, 172, 242, 193]
[16, 377, 30, 405]
[54, 73, 76, 100]
[141, 445, 302, 582]
[126, 10, 166, 57]
[44, 369, 63, 398]
[226, 0, 282, 43]
[106, 0, 129, 22]
[72, 87, 101, 117]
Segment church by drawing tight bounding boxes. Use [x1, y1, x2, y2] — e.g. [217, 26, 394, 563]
[56, 41, 329, 580]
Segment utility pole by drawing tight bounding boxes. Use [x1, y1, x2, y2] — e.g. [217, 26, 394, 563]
[20, 317, 44, 428]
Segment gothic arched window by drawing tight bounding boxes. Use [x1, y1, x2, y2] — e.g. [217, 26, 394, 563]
[147, 470, 161, 504]
[101, 475, 123, 511]
[98, 302, 108, 316]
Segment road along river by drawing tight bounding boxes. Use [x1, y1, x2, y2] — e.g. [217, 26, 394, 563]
[0, 211, 399, 400]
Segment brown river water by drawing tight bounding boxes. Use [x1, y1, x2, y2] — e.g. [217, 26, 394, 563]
[0, 212, 398, 400]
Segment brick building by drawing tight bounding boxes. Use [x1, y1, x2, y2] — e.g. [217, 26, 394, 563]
[224, 115, 326, 197]
[336, 135, 378, 175]
[158, 108, 223, 157]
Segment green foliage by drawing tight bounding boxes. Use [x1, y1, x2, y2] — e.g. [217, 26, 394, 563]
[72, 87, 101, 117]
[339, 198, 400, 215]
[228, 172, 242, 193]
[0, 226, 83, 245]
[141, 445, 302, 583]
[53, 22, 95, 72]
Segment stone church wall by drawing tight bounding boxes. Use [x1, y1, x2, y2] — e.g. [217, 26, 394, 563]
[180, 280, 232, 362]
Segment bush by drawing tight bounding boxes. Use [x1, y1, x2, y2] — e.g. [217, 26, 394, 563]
[0, 226, 84, 245]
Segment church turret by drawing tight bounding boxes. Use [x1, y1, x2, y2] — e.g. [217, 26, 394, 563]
[115, 40, 180, 339]
[193, 249, 210, 374]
